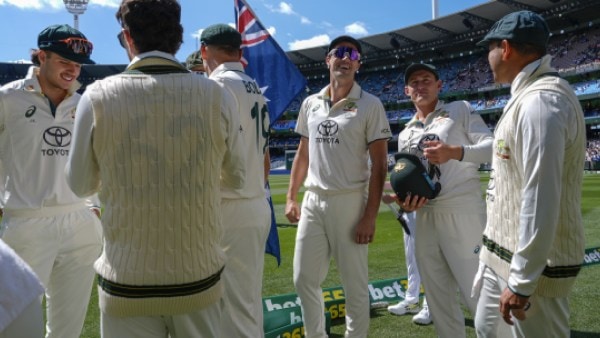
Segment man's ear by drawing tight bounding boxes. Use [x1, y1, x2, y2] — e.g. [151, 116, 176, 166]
[500, 39, 512, 61]
[38, 50, 48, 64]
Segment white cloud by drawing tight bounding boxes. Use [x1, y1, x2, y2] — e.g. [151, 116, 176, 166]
[278, 2, 294, 15]
[0, 0, 118, 9]
[189, 23, 235, 42]
[345, 22, 368, 36]
[0, 0, 53, 10]
[267, 26, 276, 37]
[300, 16, 311, 25]
[288, 34, 329, 51]
[267, 2, 311, 26]
[89, 0, 120, 8]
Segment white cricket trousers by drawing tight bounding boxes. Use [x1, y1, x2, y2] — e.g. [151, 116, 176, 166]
[402, 211, 422, 303]
[415, 209, 484, 338]
[219, 197, 271, 338]
[293, 190, 369, 338]
[101, 300, 222, 338]
[0, 205, 102, 338]
[474, 265, 570, 338]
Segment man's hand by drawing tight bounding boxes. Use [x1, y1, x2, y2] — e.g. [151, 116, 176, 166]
[285, 200, 301, 223]
[499, 287, 530, 325]
[354, 215, 375, 245]
[423, 140, 463, 165]
[381, 193, 398, 205]
[400, 193, 428, 212]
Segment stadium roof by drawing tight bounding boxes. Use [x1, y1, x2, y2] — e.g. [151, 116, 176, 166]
[285, 0, 600, 66]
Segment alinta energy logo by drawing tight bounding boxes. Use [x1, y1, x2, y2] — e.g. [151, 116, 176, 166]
[42, 126, 71, 156]
[316, 119, 339, 144]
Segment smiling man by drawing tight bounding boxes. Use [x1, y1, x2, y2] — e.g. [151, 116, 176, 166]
[0, 24, 102, 338]
[285, 35, 391, 338]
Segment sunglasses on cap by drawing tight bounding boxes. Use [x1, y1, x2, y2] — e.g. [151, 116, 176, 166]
[329, 46, 360, 61]
[45, 38, 94, 56]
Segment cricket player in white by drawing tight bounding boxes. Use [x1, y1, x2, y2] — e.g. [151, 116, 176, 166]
[200, 24, 271, 338]
[0, 24, 102, 338]
[475, 11, 586, 338]
[286, 35, 391, 338]
[397, 63, 492, 338]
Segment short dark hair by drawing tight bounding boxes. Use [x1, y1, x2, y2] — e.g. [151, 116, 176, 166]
[115, 0, 183, 55]
[30, 49, 42, 66]
[506, 40, 547, 58]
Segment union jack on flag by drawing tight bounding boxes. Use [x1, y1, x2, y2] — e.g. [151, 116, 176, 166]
[235, 0, 307, 266]
[235, 0, 307, 125]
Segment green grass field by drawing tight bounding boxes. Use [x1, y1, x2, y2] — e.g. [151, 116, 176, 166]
[80, 173, 600, 337]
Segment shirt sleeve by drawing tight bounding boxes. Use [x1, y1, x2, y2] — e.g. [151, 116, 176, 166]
[508, 91, 567, 296]
[462, 103, 493, 164]
[219, 87, 246, 189]
[366, 98, 392, 144]
[65, 92, 101, 197]
[295, 98, 309, 138]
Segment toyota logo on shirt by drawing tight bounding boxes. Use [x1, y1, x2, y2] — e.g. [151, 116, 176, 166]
[43, 127, 71, 147]
[316, 120, 340, 144]
[318, 120, 338, 137]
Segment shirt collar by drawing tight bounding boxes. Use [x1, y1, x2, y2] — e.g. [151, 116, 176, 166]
[510, 54, 554, 96]
[209, 62, 245, 79]
[128, 51, 181, 69]
[318, 81, 363, 102]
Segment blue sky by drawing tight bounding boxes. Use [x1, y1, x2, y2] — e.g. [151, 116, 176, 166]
[0, 0, 488, 64]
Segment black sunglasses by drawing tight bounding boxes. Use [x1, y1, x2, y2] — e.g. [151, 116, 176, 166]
[117, 31, 126, 48]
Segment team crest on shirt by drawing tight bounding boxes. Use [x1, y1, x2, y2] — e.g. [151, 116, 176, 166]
[495, 139, 510, 159]
[343, 102, 358, 112]
[433, 110, 450, 124]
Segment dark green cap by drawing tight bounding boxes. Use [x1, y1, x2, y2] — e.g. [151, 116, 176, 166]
[404, 63, 439, 84]
[185, 50, 203, 70]
[37, 24, 95, 64]
[389, 153, 441, 200]
[200, 24, 242, 48]
[476, 10, 549, 49]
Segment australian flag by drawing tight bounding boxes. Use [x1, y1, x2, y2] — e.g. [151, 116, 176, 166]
[235, 0, 307, 124]
[235, 0, 307, 266]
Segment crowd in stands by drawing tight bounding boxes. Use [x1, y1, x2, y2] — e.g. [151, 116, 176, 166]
[2, 22, 598, 172]
[586, 139, 600, 170]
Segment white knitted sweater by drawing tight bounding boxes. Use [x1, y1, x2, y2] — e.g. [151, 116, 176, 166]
[480, 56, 586, 297]
[80, 56, 238, 316]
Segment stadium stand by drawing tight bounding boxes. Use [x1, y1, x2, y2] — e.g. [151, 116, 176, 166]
[1, 0, 598, 169]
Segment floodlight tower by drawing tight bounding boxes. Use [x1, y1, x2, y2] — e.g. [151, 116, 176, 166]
[432, 0, 439, 20]
[63, 0, 90, 30]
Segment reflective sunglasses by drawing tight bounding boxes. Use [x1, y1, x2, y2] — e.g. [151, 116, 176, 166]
[117, 31, 126, 48]
[329, 46, 360, 61]
[58, 38, 93, 56]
